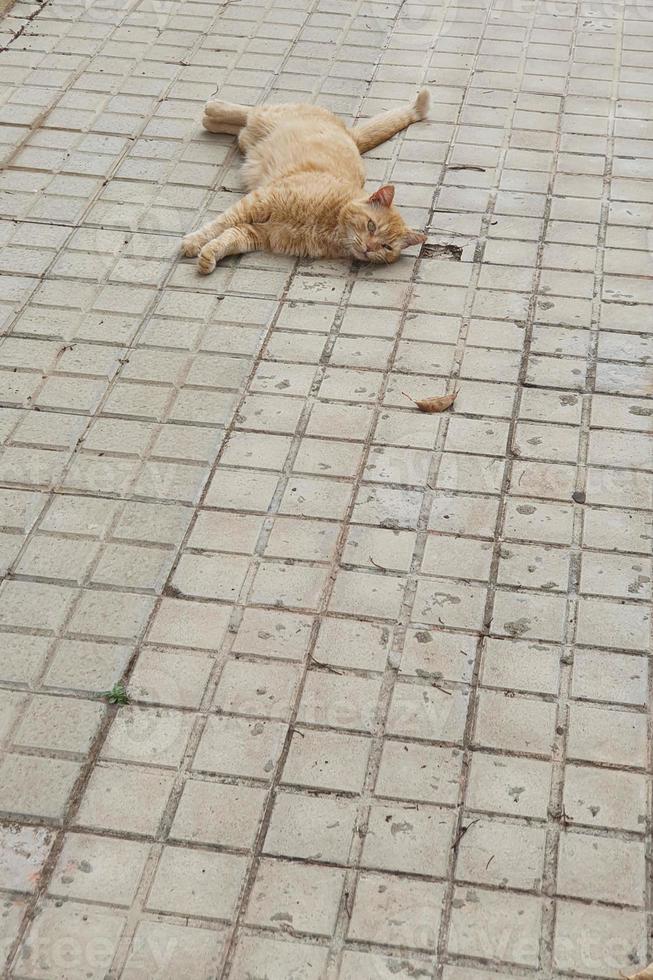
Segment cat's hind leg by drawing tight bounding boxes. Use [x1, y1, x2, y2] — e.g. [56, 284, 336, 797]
[351, 89, 429, 153]
[202, 116, 241, 135]
[197, 224, 265, 275]
[202, 99, 250, 135]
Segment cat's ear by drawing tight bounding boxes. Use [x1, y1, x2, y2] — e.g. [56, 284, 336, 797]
[402, 229, 427, 249]
[368, 184, 395, 208]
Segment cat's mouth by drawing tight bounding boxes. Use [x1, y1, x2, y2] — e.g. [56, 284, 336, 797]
[353, 249, 388, 265]
[351, 242, 380, 263]
[348, 235, 372, 263]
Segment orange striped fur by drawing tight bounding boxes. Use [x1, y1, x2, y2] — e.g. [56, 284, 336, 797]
[182, 91, 429, 274]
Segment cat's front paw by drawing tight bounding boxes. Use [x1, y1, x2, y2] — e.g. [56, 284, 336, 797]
[197, 245, 217, 275]
[181, 233, 204, 257]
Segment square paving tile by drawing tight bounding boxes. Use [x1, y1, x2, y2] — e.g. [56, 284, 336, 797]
[348, 873, 445, 951]
[0, 754, 81, 822]
[121, 921, 224, 980]
[74, 763, 174, 837]
[48, 833, 149, 907]
[281, 729, 371, 793]
[170, 779, 267, 849]
[14, 902, 125, 980]
[231, 936, 327, 980]
[263, 791, 358, 864]
[192, 716, 288, 781]
[146, 846, 247, 920]
[245, 858, 345, 936]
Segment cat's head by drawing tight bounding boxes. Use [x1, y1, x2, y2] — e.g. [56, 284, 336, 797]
[343, 185, 426, 263]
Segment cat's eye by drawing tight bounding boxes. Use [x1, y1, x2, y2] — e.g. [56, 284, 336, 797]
[367, 219, 376, 233]
[383, 243, 393, 251]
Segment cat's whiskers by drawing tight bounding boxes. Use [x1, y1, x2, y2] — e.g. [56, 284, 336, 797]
[348, 233, 369, 263]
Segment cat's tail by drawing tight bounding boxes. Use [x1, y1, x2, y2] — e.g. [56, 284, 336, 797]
[351, 89, 430, 154]
[202, 99, 250, 135]
[414, 88, 430, 120]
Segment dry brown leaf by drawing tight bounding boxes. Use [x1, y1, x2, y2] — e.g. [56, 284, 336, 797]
[621, 966, 653, 980]
[403, 389, 459, 413]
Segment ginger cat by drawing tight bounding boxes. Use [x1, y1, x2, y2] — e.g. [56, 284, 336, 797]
[181, 90, 430, 274]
